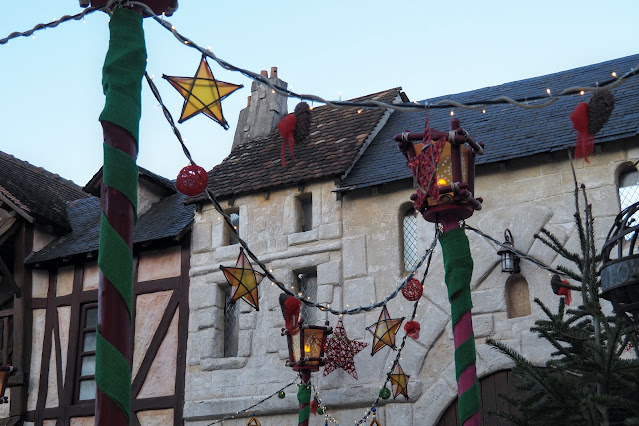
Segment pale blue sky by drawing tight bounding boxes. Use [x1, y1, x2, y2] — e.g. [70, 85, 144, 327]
[1, 1, 638, 186]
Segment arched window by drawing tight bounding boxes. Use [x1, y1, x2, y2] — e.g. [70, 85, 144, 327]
[618, 167, 639, 240]
[403, 208, 418, 271]
[505, 274, 531, 318]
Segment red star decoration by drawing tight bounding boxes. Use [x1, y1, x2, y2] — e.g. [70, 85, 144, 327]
[323, 318, 368, 380]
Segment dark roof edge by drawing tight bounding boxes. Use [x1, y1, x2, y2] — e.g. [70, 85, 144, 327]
[339, 91, 405, 182]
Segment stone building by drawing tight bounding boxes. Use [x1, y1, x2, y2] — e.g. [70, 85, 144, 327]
[184, 54, 639, 425]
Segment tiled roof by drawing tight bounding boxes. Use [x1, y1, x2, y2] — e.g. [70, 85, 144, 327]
[340, 54, 639, 189]
[26, 192, 194, 265]
[0, 151, 90, 231]
[191, 87, 402, 200]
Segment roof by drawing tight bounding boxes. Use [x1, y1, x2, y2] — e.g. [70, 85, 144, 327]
[0, 151, 89, 231]
[340, 54, 639, 190]
[26, 191, 194, 265]
[84, 165, 177, 197]
[191, 87, 402, 201]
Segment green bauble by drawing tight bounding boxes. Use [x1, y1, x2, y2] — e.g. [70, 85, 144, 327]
[317, 407, 324, 415]
[278, 391, 286, 399]
[379, 387, 391, 400]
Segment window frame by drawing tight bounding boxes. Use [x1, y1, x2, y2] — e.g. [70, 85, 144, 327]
[226, 208, 240, 246]
[402, 207, 419, 272]
[74, 302, 98, 403]
[223, 284, 239, 358]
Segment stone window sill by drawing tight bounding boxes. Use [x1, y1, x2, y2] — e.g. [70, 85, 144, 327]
[200, 356, 249, 371]
[288, 229, 319, 246]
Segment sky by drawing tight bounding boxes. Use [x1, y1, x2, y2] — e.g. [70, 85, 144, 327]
[1, 1, 638, 186]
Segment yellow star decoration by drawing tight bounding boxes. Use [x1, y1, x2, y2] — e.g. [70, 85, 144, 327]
[366, 305, 404, 355]
[246, 415, 261, 426]
[389, 363, 410, 399]
[221, 248, 264, 311]
[369, 416, 382, 426]
[163, 56, 242, 129]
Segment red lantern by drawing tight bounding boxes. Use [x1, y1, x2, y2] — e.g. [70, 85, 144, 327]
[402, 278, 423, 301]
[176, 165, 208, 196]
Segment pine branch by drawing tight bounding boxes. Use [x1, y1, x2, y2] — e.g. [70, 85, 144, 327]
[535, 228, 582, 264]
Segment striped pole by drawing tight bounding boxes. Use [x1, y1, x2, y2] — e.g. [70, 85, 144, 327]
[439, 226, 481, 426]
[96, 8, 146, 425]
[297, 370, 311, 426]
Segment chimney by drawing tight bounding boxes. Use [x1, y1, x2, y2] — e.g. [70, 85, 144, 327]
[232, 67, 288, 148]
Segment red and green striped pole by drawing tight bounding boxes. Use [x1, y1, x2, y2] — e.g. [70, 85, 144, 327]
[297, 370, 311, 426]
[96, 8, 146, 425]
[439, 225, 481, 425]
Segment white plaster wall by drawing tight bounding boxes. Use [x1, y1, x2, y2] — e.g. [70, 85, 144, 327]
[185, 142, 639, 425]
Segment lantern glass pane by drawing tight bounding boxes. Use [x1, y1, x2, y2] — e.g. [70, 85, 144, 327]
[303, 328, 325, 366]
[292, 330, 301, 362]
[435, 143, 453, 188]
[502, 253, 515, 272]
[461, 145, 470, 183]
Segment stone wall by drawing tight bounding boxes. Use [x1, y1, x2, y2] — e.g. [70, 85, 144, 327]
[185, 138, 639, 425]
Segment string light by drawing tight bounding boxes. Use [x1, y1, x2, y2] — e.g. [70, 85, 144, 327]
[546, 88, 551, 95]
[612, 71, 618, 78]
[580, 90, 585, 95]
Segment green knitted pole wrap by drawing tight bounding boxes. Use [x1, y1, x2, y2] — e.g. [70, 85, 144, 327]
[439, 227, 481, 425]
[297, 383, 311, 424]
[95, 330, 131, 418]
[96, 8, 145, 424]
[99, 8, 146, 145]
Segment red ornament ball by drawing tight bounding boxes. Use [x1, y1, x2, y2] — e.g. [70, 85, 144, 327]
[176, 165, 208, 196]
[402, 278, 423, 301]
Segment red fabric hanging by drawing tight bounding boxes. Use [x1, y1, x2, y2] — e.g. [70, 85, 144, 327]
[283, 295, 301, 333]
[570, 102, 594, 162]
[278, 114, 298, 166]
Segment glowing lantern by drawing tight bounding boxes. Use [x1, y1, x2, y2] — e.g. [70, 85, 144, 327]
[282, 318, 332, 372]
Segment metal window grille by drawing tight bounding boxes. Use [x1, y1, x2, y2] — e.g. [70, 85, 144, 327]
[619, 169, 639, 241]
[298, 272, 318, 325]
[228, 212, 240, 246]
[403, 209, 418, 271]
[223, 286, 239, 357]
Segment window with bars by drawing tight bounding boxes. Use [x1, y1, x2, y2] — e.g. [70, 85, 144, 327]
[223, 285, 239, 357]
[403, 208, 418, 271]
[619, 168, 639, 240]
[76, 303, 97, 401]
[296, 270, 318, 325]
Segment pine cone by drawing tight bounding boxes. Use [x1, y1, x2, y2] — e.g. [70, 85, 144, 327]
[293, 102, 312, 144]
[587, 88, 615, 135]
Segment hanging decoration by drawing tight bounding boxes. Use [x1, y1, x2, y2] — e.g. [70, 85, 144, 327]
[277, 101, 312, 166]
[379, 387, 391, 400]
[246, 413, 261, 426]
[220, 247, 265, 311]
[551, 274, 572, 305]
[279, 293, 302, 333]
[401, 278, 423, 301]
[388, 363, 409, 399]
[368, 407, 382, 426]
[570, 88, 615, 160]
[163, 55, 242, 129]
[176, 164, 208, 196]
[323, 318, 368, 379]
[366, 306, 405, 356]
[310, 397, 319, 415]
[277, 391, 286, 399]
[404, 321, 420, 339]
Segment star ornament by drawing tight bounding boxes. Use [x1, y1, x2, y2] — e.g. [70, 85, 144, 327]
[389, 363, 410, 399]
[220, 248, 264, 311]
[366, 306, 405, 356]
[163, 56, 242, 129]
[323, 318, 368, 380]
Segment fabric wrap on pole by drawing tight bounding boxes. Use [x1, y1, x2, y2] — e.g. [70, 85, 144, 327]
[99, 8, 146, 145]
[96, 7, 146, 424]
[297, 382, 311, 425]
[439, 227, 481, 425]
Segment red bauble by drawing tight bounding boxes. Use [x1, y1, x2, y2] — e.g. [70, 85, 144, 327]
[176, 165, 208, 196]
[402, 278, 423, 301]
[404, 321, 420, 339]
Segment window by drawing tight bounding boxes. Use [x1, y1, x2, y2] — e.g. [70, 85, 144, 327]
[619, 168, 639, 240]
[296, 270, 317, 325]
[402, 208, 418, 271]
[296, 193, 313, 232]
[226, 209, 240, 246]
[76, 303, 97, 401]
[223, 285, 239, 358]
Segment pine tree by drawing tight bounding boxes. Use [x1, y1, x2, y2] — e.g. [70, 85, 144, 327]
[488, 172, 639, 426]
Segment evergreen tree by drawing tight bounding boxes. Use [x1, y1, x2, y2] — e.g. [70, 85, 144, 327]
[488, 174, 639, 425]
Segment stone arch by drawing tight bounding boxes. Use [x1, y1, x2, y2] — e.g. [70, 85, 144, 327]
[505, 274, 531, 318]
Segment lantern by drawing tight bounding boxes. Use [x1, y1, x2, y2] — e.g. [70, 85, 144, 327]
[78, 0, 178, 15]
[396, 118, 483, 230]
[497, 229, 521, 274]
[600, 201, 639, 326]
[282, 318, 332, 373]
